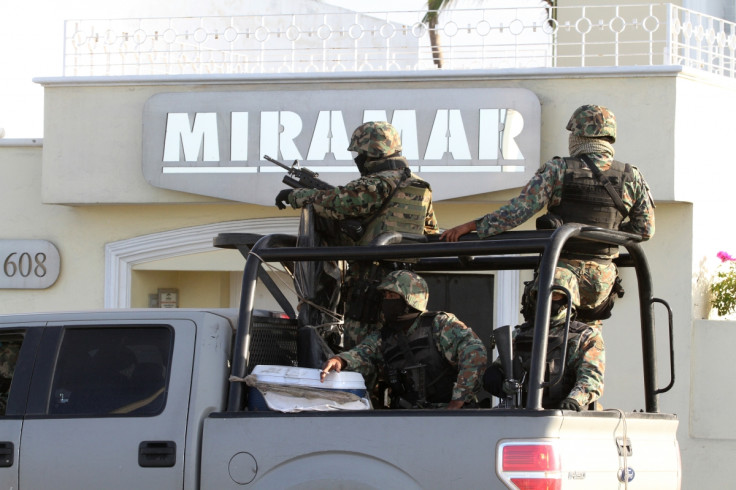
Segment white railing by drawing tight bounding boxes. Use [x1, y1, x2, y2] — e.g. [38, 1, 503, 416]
[62, 4, 736, 79]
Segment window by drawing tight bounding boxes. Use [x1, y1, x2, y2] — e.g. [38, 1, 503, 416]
[48, 327, 172, 416]
[0, 333, 23, 416]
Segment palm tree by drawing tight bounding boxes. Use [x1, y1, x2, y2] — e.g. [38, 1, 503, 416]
[423, 0, 455, 69]
[424, 1, 556, 69]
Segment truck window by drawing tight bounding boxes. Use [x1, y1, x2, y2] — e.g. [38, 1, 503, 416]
[47, 327, 172, 417]
[0, 333, 23, 416]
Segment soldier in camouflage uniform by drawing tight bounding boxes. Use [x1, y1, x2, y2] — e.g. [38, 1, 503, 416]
[276, 121, 439, 350]
[441, 105, 655, 327]
[0, 339, 21, 415]
[319, 270, 487, 409]
[484, 319, 605, 411]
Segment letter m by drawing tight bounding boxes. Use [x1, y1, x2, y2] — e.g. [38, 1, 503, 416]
[163, 112, 219, 162]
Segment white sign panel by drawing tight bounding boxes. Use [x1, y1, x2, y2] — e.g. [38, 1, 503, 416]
[142, 88, 541, 205]
[0, 240, 60, 289]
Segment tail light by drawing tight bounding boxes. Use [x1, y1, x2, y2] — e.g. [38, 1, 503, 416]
[497, 441, 561, 490]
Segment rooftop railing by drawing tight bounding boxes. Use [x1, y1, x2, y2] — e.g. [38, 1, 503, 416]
[63, 3, 736, 79]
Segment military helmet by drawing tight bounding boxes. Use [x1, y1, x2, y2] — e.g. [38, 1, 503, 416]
[348, 121, 402, 159]
[566, 105, 617, 143]
[377, 270, 428, 311]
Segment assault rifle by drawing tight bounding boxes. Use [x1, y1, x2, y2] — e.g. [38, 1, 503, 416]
[494, 324, 521, 408]
[264, 155, 334, 191]
[265, 155, 365, 241]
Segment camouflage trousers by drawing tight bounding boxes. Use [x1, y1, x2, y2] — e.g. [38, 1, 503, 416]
[553, 258, 618, 328]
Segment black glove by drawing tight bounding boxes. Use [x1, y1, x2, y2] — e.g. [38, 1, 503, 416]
[559, 398, 581, 411]
[275, 189, 293, 210]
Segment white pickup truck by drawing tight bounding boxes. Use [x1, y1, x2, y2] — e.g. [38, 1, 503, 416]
[0, 224, 680, 489]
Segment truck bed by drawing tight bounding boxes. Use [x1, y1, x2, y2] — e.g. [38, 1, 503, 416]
[201, 409, 679, 489]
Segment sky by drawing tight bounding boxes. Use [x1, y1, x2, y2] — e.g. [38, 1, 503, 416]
[0, 0, 506, 139]
[0, 0, 445, 139]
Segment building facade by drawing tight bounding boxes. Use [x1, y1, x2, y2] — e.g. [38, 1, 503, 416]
[1, 1, 735, 486]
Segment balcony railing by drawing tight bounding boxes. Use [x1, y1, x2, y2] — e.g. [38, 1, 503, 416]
[62, 3, 736, 79]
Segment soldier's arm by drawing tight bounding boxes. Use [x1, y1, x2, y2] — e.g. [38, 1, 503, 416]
[335, 331, 382, 371]
[475, 158, 564, 238]
[290, 176, 393, 220]
[566, 328, 605, 407]
[424, 201, 440, 235]
[435, 313, 488, 402]
[621, 168, 655, 240]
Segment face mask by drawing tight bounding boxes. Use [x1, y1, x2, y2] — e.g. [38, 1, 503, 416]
[354, 153, 368, 176]
[381, 298, 408, 324]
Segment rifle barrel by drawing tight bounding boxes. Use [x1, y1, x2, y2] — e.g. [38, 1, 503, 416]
[263, 155, 291, 171]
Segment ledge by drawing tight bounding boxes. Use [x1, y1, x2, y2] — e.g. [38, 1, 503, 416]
[691, 319, 736, 439]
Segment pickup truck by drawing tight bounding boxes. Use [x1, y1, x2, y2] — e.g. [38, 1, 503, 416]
[0, 223, 680, 489]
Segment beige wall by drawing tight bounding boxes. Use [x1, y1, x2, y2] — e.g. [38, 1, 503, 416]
[3, 65, 732, 486]
[39, 70, 679, 205]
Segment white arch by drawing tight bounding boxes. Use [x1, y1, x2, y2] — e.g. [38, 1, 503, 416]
[104, 218, 300, 308]
[104, 217, 519, 328]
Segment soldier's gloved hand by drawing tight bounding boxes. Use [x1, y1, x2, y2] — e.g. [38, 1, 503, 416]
[559, 398, 581, 411]
[275, 189, 293, 210]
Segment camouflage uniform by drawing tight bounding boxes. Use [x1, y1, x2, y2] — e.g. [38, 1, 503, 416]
[284, 122, 439, 348]
[488, 321, 605, 408]
[0, 340, 21, 414]
[474, 105, 655, 322]
[337, 270, 487, 406]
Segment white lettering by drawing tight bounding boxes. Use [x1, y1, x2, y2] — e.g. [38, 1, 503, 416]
[163, 112, 219, 162]
[501, 109, 524, 160]
[231, 112, 248, 161]
[390, 110, 419, 160]
[307, 111, 352, 160]
[162, 108, 525, 164]
[479, 109, 501, 160]
[424, 110, 471, 160]
[260, 111, 303, 161]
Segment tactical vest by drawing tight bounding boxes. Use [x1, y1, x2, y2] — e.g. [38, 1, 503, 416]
[548, 157, 634, 258]
[381, 313, 457, 404]
[513, 321, 590, 409]
[357, 169, 432, 246]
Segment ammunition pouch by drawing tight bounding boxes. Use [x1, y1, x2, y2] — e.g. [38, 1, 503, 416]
[575, 274, 625, 322]
[387, 364, 428, 409]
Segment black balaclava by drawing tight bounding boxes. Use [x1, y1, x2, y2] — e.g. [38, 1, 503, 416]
[381, 297, 421, 331]
[354, 153, 368, 176]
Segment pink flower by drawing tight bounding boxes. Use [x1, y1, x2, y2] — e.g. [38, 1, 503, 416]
[717, 251, 736, 262]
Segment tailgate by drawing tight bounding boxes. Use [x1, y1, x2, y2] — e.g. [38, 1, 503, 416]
[555, 411, 681, 489]
[200, 410, 564, 489]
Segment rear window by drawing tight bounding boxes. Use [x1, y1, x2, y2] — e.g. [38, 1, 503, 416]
[48, 326, 172, 416]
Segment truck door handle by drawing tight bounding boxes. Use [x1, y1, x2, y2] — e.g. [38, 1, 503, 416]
[0, 442, 13, 467]
[138, 441, 176, 468]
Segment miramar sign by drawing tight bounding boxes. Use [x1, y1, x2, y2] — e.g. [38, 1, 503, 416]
[142, 88, 540, 205]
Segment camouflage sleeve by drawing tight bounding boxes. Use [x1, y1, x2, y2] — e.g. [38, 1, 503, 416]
[475, 158, 565, 238]
[620, 167, 655, 240]
[424, 200, 440, 234]
[338, 331, 383, 372]
[565, 328, 605, 407]
[433, 313, 488, 402]
[288, 175, 393, 220]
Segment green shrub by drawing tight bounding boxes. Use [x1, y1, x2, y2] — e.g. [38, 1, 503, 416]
[711, 251, 736, 317]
